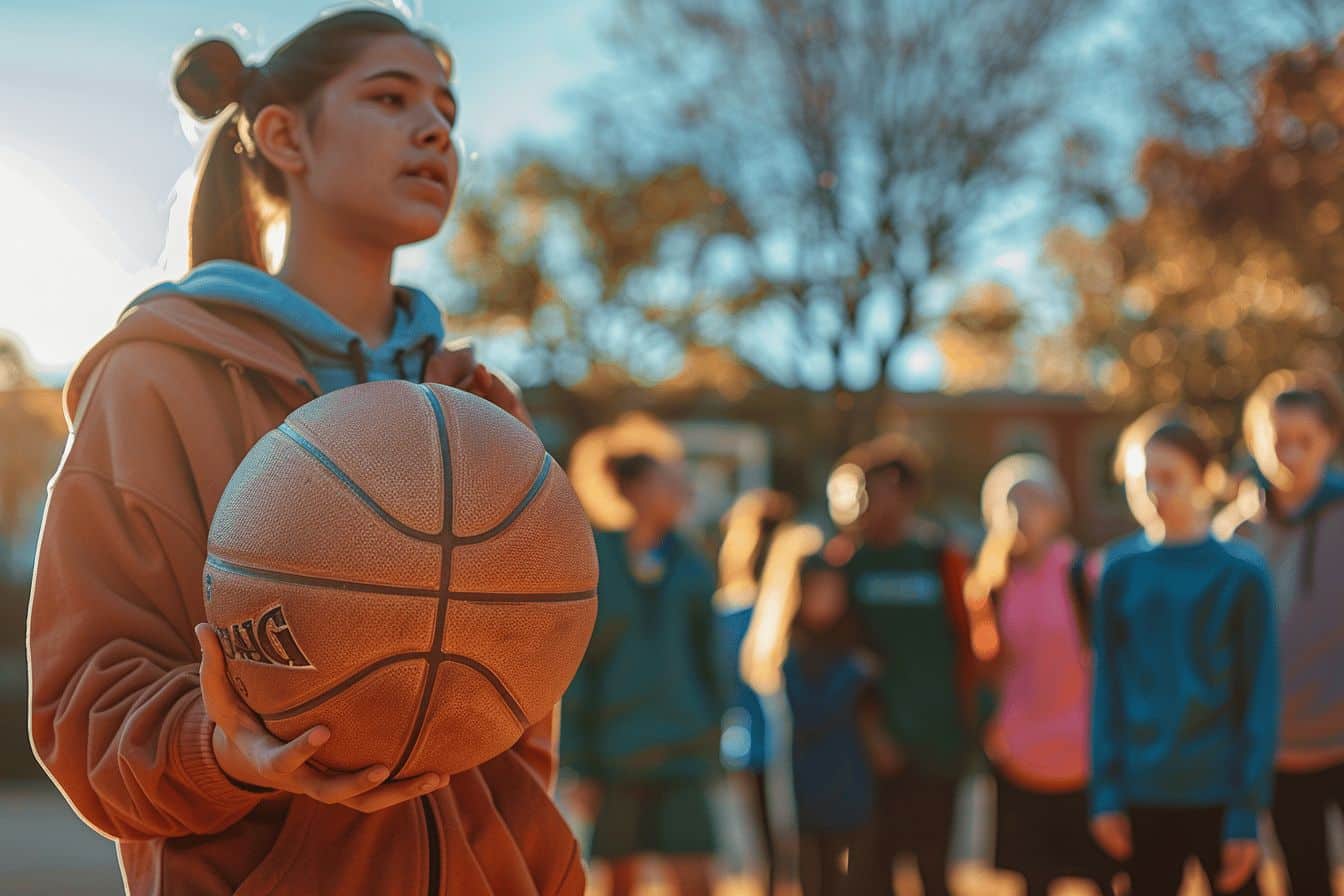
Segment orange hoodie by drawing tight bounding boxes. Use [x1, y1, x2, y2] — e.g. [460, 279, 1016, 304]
[28, 294, 584, 895]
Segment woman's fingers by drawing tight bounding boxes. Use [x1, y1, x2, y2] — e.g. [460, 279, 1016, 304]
[341, 773, 443, 814]
[295, 763, 398, 806]
[1218, 841, 1258, 893]
[1090, 814, 1131, 861]
[195, 623, 250, 735]
[196, 626, 444, 813]
[258, 726, 331, 777]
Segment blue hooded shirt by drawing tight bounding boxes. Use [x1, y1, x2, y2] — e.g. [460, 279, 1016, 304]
[1090, 534, 1278, 842]
[128, 260, 446, 394]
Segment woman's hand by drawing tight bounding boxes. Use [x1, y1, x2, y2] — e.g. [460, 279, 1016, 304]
[565, 778, 603, 821]
[423, 343, 535, 431]
[866, 733, 906, 777]
[1218, 839, 1259, 893]
[195, 624, 441, 813]
[1090, 812, 1132, 861]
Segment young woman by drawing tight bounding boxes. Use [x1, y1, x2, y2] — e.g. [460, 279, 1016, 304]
[783, 552, 876, 896]
[834, 434, 975, 896]
[1090, 419, 1278, 896]
[27, 11, 574, 895]
[1239, 371, 1344, 895]
[972, 455, 1116, 896]
[716, 489, 794, 894]
[560, 452, 725, 896]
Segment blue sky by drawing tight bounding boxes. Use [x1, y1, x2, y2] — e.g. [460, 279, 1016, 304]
[0, 0, 613, 374]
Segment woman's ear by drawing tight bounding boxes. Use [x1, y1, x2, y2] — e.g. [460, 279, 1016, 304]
[252, 105, 307, 178]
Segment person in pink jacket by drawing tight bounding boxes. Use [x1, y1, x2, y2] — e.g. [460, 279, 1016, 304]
[972, 454, 1117, 896]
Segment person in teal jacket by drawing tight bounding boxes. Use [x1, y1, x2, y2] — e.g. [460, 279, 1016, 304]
[834, 434, 976, 896]
[561, 452, 726, 896]
[1090, 418, 1278, 896]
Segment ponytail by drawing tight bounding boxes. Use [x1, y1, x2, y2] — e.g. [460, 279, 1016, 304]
[188, 110, 267, 269]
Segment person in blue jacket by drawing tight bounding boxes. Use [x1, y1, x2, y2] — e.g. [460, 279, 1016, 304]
[783, 552, 876, 896]
[1090, 417, 1279, 896]
[561, 451, 727, 896]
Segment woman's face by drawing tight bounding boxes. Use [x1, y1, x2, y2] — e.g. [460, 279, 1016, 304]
[1006, 481, 1063, 557]
[625, 460, 693, 530]
[290, 34, 459, 249]
[798, 569, 848, 631]
[1271, 405, 1336, 494]
[1144, 440, 1208, 527]
[860, 467, 916, 540]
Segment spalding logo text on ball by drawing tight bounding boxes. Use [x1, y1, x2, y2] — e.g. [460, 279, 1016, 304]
[214, 605, 315, 669]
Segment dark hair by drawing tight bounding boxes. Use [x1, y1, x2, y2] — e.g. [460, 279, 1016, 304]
[867, 458, 921, 490]
[1147, 420, 1215, 472]
[605, 452, 659, 490]
[789, 551, 860, 671]
[836, 432, 927, 490]
[172, 10, 453, 268]
[1274, 387, 1344, 434]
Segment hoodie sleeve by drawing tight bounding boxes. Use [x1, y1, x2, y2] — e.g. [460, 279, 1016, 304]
[28, 347, 263, 841]
[1224, 561, 1279, 842]
[1090, 560, 1126, 819]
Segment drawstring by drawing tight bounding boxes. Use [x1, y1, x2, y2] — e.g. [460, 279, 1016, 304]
[222, 360, 265, 447]
[341, 335, 438, 384]
[347, 338, 369, 384]
[393, 337, 438, 381]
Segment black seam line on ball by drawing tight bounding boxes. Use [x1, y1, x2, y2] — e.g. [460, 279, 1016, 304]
[259, 652, 429, 721]
[447, 589, 597, 604]
[454, 454, 553, 545]
[277, 423, 440, 543]
[254, 651, 530, 726]
[389, 385, 459, 780]
[205, 556, 439, 598]
[439, 653, 528, 727]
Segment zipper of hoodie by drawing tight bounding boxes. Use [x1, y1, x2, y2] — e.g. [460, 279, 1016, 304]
[422, 795, 442, 896]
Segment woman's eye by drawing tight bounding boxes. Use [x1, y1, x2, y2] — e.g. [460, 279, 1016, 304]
[374, 93, 405, 108]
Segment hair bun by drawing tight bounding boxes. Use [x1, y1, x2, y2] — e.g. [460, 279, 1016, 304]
[174, 39, 252, 120]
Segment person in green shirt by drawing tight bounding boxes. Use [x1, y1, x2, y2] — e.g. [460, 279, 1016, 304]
[561, 451, 727, 896]
[835, 434, 977, 896]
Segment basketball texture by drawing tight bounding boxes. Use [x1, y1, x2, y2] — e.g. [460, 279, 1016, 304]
[203, 380, 598, 779]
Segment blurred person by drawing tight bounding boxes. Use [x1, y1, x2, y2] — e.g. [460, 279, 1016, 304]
[832, 434, 977, 896]
[561, 450, 726, 896]
[1090, 419, 1278, 896]
[716, 489, 797, 894]
[24, 11, 564, 896]
[783, 552, 877, 896]
[1237, 371, 1344, 895]
[971, 455, 1118, 896]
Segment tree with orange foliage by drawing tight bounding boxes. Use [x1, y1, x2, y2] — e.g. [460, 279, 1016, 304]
[1049, 38, 1344, 435]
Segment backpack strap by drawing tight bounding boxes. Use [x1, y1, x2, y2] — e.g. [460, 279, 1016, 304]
[1067, 546, 1092, 639]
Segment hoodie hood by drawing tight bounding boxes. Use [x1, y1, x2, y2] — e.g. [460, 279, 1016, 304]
[1259, 464, 1344, 524]
[126, 261, 445, 395]
[65, 287, 314, 430]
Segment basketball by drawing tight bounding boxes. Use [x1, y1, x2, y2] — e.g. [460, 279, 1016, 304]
[202, 380, 598, 779]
